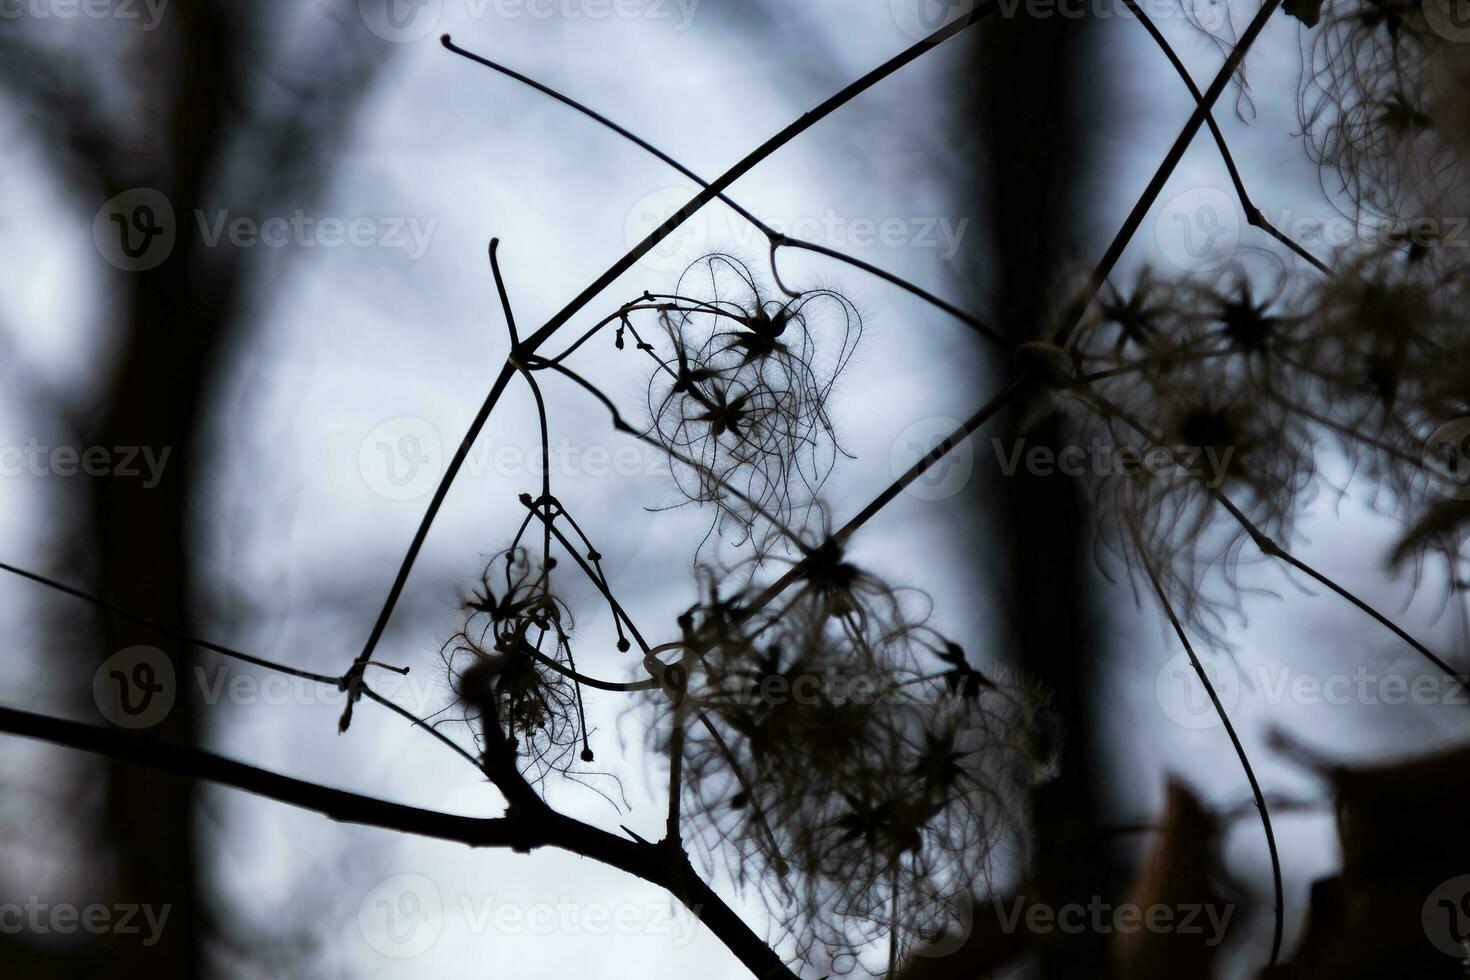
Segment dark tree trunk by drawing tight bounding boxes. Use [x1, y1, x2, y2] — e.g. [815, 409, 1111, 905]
[970, 11, 1120, 978]
[84, 7, 239, 975]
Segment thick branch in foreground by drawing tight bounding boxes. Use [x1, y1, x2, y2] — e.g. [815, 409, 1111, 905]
[0, 705, 799, 980]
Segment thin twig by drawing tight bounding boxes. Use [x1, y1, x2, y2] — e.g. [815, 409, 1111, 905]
[1054, 0, 1288, 349]
[441, 35, 1005, 345]
[526, 356, 810, 546]
[719, 0, 1289, 626]
[1137, 552, 1284, 968]
[1075, 383, 1470, 693]
[0, 559, 341, 686]
[340, 360, 517, 732]
[1122, 0, 1330, 275]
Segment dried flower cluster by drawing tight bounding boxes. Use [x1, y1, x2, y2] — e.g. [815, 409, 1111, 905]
[641, 254, 861, 545]
[641, 529, 1049, 970]
[1300, 0, 1470, 225]
[1050, 225, 1470, 631]
[442, 548, 593, 783]
[1055, 260, 1312, 633]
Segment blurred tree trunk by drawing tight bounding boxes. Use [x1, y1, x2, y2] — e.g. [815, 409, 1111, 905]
[968, 11, 1118, 977]
[84, 10, 235, 975]
[0, 5, 383, 975]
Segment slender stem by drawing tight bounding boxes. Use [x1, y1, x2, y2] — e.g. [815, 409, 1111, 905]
[340, 360, 517, 732]
[1075, 383, 1470, 692]
[441, 34, 1004, 346]
[508, 2, 996, 353]
[543, 302, 688, 367]
[738, 375, 1028, 622]
[490, 237, 521, 346]
[831, 376, 1027, 547]
[521, 499, 655, 653]
[1271, 547, 1470, 693]
[694, 708, 790, 879]
[773, 237, 1002, 341]
[520, 645, 659, 692]
[1137, 554, 1284, 968]
[721, 0, 1289, 627]
[0, 556, 493, 776]
[1121, 0, 1330, 275]
[360, 684, 487, 772]
[517, 497, 790, 881]
[0, 559, 341, 686]
[1054, 0, 1287, 350]
[515, 363, 556, 574]
[525, 355, 809, 547]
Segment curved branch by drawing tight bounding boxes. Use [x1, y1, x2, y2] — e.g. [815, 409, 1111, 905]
[0, 559, 340, 686]
[441, 36, 1004, 346]
[1122, 0, 1330, 275]
[1054, 0, 1287, 349]
[1136, 555, 1284, 968]
[1075, 384, 1470, 694]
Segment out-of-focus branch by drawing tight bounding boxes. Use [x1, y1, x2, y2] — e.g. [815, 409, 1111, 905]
[0, 35, 128, 195]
